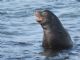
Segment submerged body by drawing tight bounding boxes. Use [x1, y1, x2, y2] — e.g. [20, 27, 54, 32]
[35, 10, 73, 50]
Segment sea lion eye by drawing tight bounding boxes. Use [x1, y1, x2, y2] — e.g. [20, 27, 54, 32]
[41, 12, 48, 17]
[41, 12, 46, 16]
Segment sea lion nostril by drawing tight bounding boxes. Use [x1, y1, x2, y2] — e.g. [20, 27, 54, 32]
[37, 20, 41, 22]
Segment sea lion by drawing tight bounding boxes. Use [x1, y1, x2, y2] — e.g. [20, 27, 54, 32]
[35, 9, 73, 50]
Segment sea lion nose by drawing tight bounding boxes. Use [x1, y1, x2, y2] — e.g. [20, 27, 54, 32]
[35, 12, 44, 22]
[37, 20, 42, 23]
[36, 18, 43, 22]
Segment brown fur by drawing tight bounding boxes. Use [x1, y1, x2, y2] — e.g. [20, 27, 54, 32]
[35, 10, 73, 50]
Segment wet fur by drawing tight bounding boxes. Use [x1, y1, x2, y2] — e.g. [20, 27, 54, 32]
[37, 10, 73, 50]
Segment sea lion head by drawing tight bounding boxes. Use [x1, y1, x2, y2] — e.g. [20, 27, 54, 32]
[35, 9, 54, 24]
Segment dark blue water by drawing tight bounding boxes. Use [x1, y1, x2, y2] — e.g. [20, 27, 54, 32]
[0, 0, 80, 60]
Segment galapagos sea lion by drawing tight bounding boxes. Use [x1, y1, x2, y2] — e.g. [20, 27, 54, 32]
[35, 10, 73, 50]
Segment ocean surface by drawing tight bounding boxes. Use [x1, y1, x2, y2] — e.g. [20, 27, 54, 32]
[0, 0, 80, 60]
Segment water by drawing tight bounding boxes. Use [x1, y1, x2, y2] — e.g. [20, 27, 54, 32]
[0, 0, 80, 60]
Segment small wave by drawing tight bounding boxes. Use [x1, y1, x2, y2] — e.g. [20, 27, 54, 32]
[6, 54, 33, 60]
[0, 7, 34, 18]
[60, 13, 80, 18]
[6, 11, 29, 18]
[4, 9, 34, 18]
[75, 36, 80, 38]
[0, 0, 16, 2]
[0, 25, 7, 29]
[76, 0, 80, 2]
[0, 31, 25, 36]
[0, 11, 7, 15]
[0, 55, 4, 58]
[28, 23, 38, 26]
[4, 41, 33, 47]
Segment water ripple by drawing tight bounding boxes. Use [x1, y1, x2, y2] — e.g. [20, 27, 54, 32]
[5, 41, 33, 47]
[0, 0, 80, 60]
[0, 30, 26, 36]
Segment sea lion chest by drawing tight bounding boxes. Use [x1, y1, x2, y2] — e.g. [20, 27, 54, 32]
[42, 23, 55, 41]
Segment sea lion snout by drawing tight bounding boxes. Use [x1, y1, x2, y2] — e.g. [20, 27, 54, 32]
[35, 10, 48, 23]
